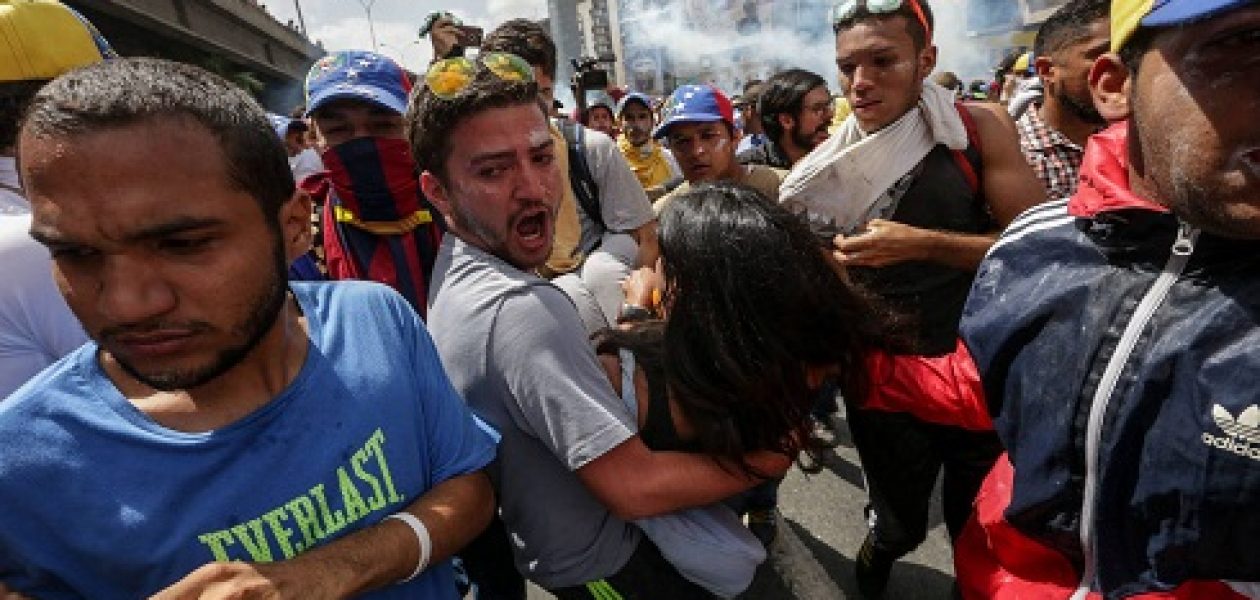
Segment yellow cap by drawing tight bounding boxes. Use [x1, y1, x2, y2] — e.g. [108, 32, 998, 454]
[1111, 0, 1154, 52]
[1013, 52, 1031, 73]
[0, 0, 114, 82]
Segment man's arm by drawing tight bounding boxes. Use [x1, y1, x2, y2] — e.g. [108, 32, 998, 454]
[577, 438, 790, 522]
[835, 103, 1046, 271]
[151, 471, 494, 599]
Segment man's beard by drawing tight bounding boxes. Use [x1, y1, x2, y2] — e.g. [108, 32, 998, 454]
[105, 234, 290, 391]
[790, 122, 828, 153]
[1059, 88, 1106, 126]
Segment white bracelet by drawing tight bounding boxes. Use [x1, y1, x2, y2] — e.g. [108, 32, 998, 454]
[385, 512, 432, 582]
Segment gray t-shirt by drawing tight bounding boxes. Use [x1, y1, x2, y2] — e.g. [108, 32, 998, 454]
[571, 126, 656, 255]
[427, 236, 641, 588]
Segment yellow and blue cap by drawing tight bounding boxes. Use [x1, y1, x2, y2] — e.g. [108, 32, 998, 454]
[1113, 0, 1255, 52]
[0, 0, 115, 82]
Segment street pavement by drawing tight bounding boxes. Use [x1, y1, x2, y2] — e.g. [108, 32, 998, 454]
[523, 406, 958, 600]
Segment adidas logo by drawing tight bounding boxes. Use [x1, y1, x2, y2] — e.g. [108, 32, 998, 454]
[1202, 404, 1260, 461]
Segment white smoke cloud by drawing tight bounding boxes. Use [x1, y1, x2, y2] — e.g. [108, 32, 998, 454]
[616, 0, 997, 97]
[487, 0, 548, 22]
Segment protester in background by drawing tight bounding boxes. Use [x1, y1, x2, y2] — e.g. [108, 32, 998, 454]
[301, 50, 445, 316]
[268, 113, 324, 183]
[413, 55, 791, 600]
[582, 96, 617, 138]
[864, 1, 1260, 596]
[654, 85, 786, 213]
[1005, 51, 1044, 119]
[932, 71, 962, 98]
[782, 0, 1045, 594]
[421, 11, 472, 62]
[616, 92, 681, 200]
[0, 0, 99, 398]
[482, 19, 658, 334]
[733, 80, 767, 155]
[1019, 0, 1110, 199]
[1, 56, 496, 598]
[739, 68, 834, 168]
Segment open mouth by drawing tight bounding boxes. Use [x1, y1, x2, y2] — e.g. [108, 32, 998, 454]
[513, 209, 551, 249]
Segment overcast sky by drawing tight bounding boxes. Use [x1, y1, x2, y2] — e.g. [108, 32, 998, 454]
[265, 0, 548, 71]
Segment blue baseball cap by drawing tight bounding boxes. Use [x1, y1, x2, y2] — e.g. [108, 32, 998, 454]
[304, 50, 412, 116]
[652, 85, 735, 140]
[1113, 0, 1253, 52]
[616, 92, 653, 117]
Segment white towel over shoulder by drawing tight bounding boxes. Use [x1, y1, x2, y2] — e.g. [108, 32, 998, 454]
[779, 81, 970, 233]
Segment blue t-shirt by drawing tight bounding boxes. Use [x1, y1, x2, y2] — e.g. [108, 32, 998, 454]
[0, 281, 497, 599]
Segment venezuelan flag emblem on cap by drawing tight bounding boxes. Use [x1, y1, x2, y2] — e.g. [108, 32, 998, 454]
[1112, 0, 1255, 52]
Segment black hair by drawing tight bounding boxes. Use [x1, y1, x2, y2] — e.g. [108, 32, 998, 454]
[757, 69, 829, 145]
[482, 19, 557, 78]
[406, 62, 542, 182]
[0, 81, 46, 151]
[1034, 0, 1109, 57]
[833, 0, 936, 51]
[634, 183, 900, 476]
[20, 58, 293, 225]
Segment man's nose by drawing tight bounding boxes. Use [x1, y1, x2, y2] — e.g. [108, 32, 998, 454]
[95, 255, 177, 327]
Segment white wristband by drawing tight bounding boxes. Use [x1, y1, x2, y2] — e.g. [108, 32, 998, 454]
[386, 512, 432, 582]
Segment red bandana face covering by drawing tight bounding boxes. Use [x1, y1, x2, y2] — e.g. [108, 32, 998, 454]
[319, 137, 445, 315]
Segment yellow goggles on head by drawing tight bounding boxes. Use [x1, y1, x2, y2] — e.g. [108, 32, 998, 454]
[424, 52, 535, 99]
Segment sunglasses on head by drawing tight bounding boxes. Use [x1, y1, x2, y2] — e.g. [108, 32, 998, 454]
[424, 52, 534, 100]
[831, 0, 933, 43]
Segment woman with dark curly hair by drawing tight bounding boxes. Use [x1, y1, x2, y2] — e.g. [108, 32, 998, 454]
[601, 182, 903, 473]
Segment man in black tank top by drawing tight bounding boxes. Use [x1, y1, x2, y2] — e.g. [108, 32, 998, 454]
[829, 1, 1046, 597]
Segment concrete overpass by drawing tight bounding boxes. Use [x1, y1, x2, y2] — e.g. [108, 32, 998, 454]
[64, 0, 325, 112]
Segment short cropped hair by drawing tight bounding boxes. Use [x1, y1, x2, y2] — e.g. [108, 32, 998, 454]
[758, 69, 828, 144]
[20, 58, 292, 224]
[1034, 0, 1110, 57]
[482, 19, 557, 78]
[406, 66, 542, 182]
[833, 0, 935, 51]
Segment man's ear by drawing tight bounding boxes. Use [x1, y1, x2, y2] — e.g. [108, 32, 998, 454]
[777, 112, 795, 133]
[1089, 53, 1132, 122]
[1034, 56, 1055, 84]
[279, 189, 314, 263]
[919, 44, 939, 77]
[420, 170, 454, 223]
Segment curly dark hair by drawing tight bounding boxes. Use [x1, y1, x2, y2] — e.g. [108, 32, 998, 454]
[481, 19, 556, 78]
[405, 63, 542, 182]
[608, 183, 901, 477]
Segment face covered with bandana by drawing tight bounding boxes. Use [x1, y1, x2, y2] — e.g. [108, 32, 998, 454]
[310, 99, 444, 311]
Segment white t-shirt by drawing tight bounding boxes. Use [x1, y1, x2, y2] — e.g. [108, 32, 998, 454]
[0, 158, 88, 398]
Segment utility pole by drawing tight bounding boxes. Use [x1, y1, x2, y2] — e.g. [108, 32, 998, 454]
[357, 0, 379, 52]
[292, 0, 308, 35]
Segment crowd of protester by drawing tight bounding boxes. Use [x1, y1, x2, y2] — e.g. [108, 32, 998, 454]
[2, 0, 1260, 598]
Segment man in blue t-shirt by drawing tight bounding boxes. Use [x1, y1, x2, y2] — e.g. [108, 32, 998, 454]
[0, 58, 497, 598]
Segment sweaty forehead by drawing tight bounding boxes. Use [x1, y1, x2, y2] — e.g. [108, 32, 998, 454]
[21, 119, 245, 233]
[21, 117, 230, 189]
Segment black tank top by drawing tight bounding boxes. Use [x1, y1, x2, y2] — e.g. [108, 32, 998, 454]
[849, 142, 989, 355]
[596, 343, 701, 453]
